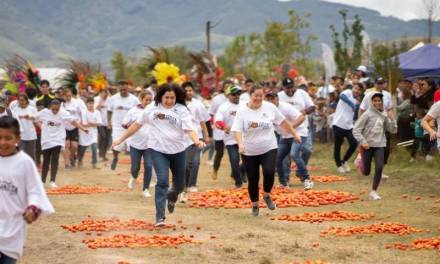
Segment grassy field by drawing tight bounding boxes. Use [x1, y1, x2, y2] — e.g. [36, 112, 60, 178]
[21, 142, 440, 264]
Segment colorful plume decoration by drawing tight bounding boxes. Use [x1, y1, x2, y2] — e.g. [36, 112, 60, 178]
[3, 55, 41, 94]
[151, 62, 181, 85]
[57, 60, 107, 92]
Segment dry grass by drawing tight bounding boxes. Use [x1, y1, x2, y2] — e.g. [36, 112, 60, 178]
[21, 143, 440, 264]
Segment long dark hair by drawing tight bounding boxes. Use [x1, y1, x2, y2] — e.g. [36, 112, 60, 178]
[154, 84, 186, 106]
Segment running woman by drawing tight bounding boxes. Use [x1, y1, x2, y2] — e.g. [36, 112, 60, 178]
[62, 87, 87, 169]
[94, 89, 111, 161]
[107, 80, 139, 170]
[112, 84, 205, 226]
[35, 100, 88, 188]
[0, 116, 54, 264]
[122, 91, 154, 198]
[232, 85, 301, 216]
[353, 93, 397, 200]
[12, 94, 38, 161]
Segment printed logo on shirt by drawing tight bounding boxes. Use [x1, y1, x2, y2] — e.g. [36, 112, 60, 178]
[116, 105, 129, 110]
[153, 112, 177, 125]
[229, 111, 237, 116]
[247, 121, 271, 129]
[0, 180, 18, 195]
[47, 121, 62, 127]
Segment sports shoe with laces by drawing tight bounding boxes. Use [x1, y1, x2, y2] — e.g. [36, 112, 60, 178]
[263, 195, 276, 210]
[368, 190, 381, 200]
[304, 179, 314, 190]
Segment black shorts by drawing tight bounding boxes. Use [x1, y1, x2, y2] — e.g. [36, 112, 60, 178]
[66, 128, 79, 142]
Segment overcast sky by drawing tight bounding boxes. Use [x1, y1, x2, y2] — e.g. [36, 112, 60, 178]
[321, 0, 427, 21]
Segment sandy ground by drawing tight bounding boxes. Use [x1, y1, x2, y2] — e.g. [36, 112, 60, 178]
[20, 144, 440, 264]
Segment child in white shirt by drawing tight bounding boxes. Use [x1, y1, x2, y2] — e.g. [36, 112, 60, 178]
[0, 116, 54, 264]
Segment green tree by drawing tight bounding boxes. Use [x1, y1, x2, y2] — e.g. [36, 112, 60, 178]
[330, 9, 364, 74]
[110, 51, 128, 82]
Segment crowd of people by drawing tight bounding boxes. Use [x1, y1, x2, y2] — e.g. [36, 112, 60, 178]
[1, 66, 440, 263]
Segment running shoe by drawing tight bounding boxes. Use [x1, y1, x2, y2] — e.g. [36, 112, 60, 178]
[304, 179, 314, 190]
[368, 190, 381, 200]
[251, 205, 259, 216]
[263, 195, 276, 210]
[128, 177, 136, 189]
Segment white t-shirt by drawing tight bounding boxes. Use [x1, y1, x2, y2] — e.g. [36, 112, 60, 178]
[108, 93, 139, 132]
[231, 101, 285, 156]
[79, 110, 102, 146]
[122, 105, 150, 150]
[332, 89, 357, 130]
[136, 103, 194, 154]
[36, 109, 75, 150]
[239, 92, 250, 104]
[360, 90, 393, 112]
[276, 101, 308, 138]
[187, 98, 210, 141]
[12, 106, 38, 141]
[0, 151, 54, 260]
[94, 96, 109, 126]
[209, 93, 227, 140]
[215, 101, 240, 145]
[278, 89, 315, 128]
[62, 98, 87, 131]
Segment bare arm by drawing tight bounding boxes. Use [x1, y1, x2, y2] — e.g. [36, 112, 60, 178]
[280, 120, 301, 143]
[112, 122, 142, 147]
[422, 115, 438, 141]
[234, 131, 245, 154]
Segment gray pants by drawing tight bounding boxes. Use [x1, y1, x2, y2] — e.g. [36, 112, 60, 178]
[19, 140, 36, 162]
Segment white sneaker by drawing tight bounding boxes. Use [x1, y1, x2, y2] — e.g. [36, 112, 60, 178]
[304, 179, 314, 190]
[368, 190, 381, 200]
[409, 158, 415, 163]
[342, 163, 351, 172]
[179, 192, 188, 203]
[128, 177, 136, 189]
[426, 155, 433, 161]
[188, 186, 198, 193]
[155, 219, 165, 227]
[49, 182, 58, 188]
[381, 174, 389, 179]
[142, 189, 152, 198]
[337, 166, 347, 174]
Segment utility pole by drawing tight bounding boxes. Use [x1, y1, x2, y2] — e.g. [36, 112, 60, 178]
[206, 21, 212, 54]
[206, 20, 222, 55]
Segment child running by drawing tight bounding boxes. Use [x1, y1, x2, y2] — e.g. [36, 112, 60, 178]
[77, 97, 103, 169]
[0, 116, 54, 264]
[353, 93, 397, 200]
[35, 100, 88, 188]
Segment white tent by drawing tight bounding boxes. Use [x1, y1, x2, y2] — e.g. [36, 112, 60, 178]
[410, 42, 425, 51]
[38, 68, 67, 89]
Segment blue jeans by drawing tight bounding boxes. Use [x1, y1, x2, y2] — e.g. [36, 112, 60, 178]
[202, 142, 214, 160]
[130, 147, 153, 190]
[226, 144, 244, 187]
[78, 143, 97, 164]
[290, 136, 312, 181]
[276, 138, 293, 185]
[151, 149, 186, 222]
[0, 253, 16, 264]
[185, 144, 202, 188]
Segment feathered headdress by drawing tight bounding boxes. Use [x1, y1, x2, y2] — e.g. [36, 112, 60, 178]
[189, 51, 223, 97]
[151, 62, 181, 85]
[3, 55, 41, 94]
[57, 60, 92, 92]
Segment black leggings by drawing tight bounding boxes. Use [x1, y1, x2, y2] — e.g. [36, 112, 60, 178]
[384, 132, 392, 164]
[333, 125, 358, 167]
[363, 147, 384, 191]
[242, 149, 277, 202]
[213, 140, 224, 172]
[42, 146, 61, 183]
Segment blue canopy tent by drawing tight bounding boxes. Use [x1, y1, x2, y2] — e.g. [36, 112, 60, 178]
[398, 44, 440, 79]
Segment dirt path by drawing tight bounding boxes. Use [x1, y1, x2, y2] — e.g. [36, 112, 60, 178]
[21, 145, 440, 264]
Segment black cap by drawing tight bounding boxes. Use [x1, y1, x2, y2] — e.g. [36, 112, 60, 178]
[282, 78, 294, 87]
